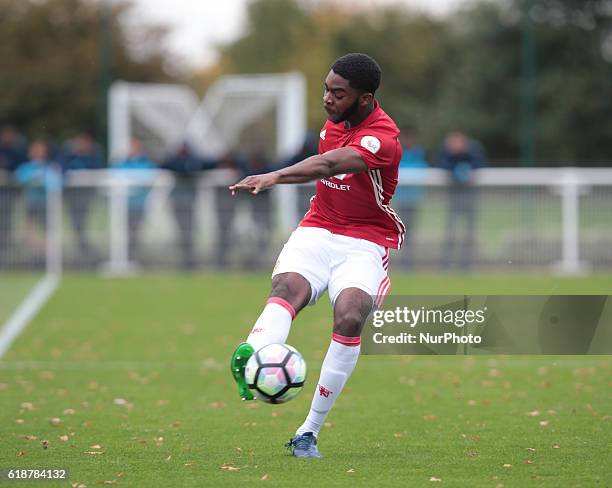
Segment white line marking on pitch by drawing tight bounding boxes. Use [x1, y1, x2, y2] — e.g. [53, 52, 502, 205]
[0, 274, 59, 358]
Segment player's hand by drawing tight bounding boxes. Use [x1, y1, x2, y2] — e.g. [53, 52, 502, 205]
[229, 172, 280, 195]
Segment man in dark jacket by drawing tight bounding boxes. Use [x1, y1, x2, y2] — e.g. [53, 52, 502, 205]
[437, 129, 486, 270]
[0, 126, 27, 265]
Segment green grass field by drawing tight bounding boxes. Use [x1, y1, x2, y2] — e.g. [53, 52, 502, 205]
[0, 274, 610, 487]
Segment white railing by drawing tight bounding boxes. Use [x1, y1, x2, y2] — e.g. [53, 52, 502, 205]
[1, 167, 612, 274]
[394, 167, 612, 274]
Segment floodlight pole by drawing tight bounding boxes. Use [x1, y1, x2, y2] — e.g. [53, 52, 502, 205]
[520, 0, 536, 167]
[97, 0, 112, 165]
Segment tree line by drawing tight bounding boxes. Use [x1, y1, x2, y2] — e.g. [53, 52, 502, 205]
[1, 0, 611, 166]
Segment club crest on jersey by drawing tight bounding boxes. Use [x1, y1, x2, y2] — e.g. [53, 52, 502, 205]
[361, 135, 381, 154]
[320, 129, 327, 140]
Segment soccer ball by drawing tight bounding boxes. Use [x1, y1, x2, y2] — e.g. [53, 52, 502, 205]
[244, 343, 306, 404]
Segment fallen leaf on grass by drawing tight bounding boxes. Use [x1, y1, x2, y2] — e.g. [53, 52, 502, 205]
[90, 445, 103, 449]
[50, 417, 62, 426]
[526, 410, 540, 417]
[97, 481, 117, 485]
[59, 435, 69, 442]
[503, 464, 512, 468]
[21, 402, 34, 411]
[526, 447, 536, 452]
[113, 398, 128, 406]
[64, 409, 76, 415]
[552, 444, 560, 449]
[324, 422, 335, 428]
[71, 483, 87, 488]
[208, 401, 226, 409]
[17, 450, 26, 457]
[42, 440, 49, 449]
[429, 476, 442, 482]
[15, 419, 24, 424]
[423, 415, 436, 421]
[488, 368, 501, 377]
[393, 432, 403, 438]
[539, 420, 549, 427]
[260, 474, 270, 480]
[24, 435, 37, 440]
[235, 447, 243, 453]
[346, 469, 355, 473]
[84, 451, 103, 455]
[220, 463, 240, 471]
[525, 460, 534, 464]
[165, 456, 172, 461]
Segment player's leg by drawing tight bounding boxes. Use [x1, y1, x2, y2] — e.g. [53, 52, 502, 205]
[247, 272, 311, 349]
[289, 236, 388, 457]
[293, 288, 371, 440]
[231, 272, 311, 400]
[231, 227, 331, 400]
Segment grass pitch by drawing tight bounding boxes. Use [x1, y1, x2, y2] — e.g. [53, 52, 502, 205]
[0, 273, 610, 487]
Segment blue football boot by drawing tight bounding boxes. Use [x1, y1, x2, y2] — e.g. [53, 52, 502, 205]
[285, 432, 322, 458]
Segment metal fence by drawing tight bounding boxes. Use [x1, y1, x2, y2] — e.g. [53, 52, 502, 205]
[1, 167, 611, 275]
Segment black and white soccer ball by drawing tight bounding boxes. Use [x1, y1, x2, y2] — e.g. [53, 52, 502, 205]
[244, 343, 306, 404]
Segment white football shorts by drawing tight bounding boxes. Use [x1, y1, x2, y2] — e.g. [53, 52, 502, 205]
[272, 226, 390, 307]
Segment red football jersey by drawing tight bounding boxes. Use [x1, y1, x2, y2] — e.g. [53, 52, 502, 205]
[299, 101, 406, 249]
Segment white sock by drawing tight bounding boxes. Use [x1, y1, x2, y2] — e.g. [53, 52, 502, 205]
[246, 297, 296, 351]
[296, 334, 361, 437]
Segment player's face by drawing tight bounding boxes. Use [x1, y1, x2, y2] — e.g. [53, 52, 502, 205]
[323, 70, 364, 124]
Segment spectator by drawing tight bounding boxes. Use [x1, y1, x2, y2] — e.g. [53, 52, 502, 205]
[284, 132, 319, 216]
[113, 138, 156, 263]
[244, 149, 274, 269]
[0, 126, 28, 264]
[162, 142, 215, 269]
[61, 133, 104, 264]
[437, 129, 486, 270]
[395, 127, 429, 268]
[14, 139, 62, 258]
[214, 152, 248, 268]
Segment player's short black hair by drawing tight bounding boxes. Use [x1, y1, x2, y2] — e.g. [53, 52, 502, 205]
[331, 53, 381, 94]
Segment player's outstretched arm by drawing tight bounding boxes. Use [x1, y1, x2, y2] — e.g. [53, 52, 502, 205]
[229, 147, 366, 195]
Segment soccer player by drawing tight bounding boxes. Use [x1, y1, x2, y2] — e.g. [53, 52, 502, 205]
[229, 53, 405, 458]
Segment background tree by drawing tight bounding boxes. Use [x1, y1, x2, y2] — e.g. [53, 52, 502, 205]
[0, 0, 175, 141]
[217, 0, 612, 165]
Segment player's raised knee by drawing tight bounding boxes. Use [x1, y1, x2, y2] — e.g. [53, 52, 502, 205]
[270, 272, 311, 313]
[333, 308, 365, 337]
